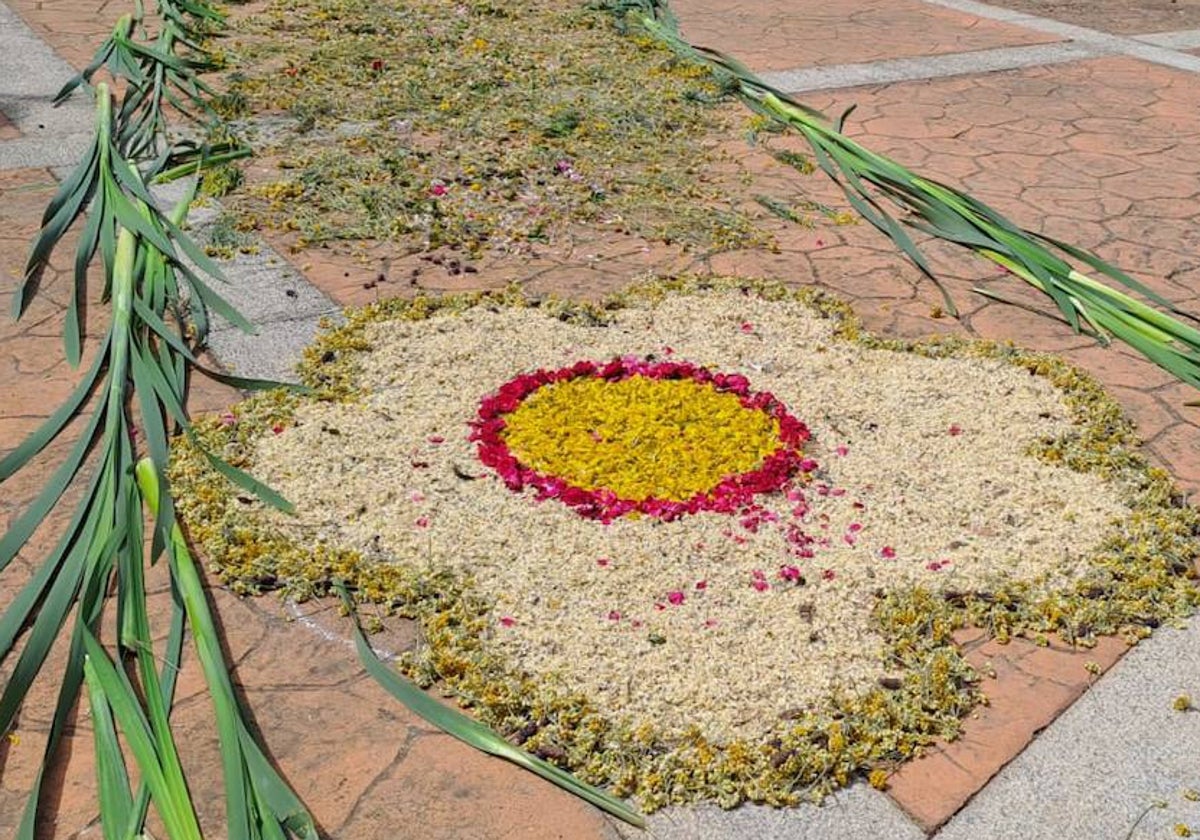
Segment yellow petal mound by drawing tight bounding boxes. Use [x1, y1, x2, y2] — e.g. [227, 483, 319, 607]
[502, 375, 782, 503]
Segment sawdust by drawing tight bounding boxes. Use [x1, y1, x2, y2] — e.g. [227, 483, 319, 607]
[250, 290, 1128, 742]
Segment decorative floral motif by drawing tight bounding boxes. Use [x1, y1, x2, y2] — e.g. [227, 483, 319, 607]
[471, 357, 811, 522]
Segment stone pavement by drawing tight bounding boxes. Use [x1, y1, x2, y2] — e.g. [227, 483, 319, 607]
[3, 0, 1200, 837]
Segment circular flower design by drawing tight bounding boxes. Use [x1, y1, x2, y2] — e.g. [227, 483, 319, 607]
[180, 281, 1199, 810]
[471, 357, 811, 522]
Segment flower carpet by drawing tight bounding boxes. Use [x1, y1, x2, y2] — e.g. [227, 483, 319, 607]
[173, 278, 1199, 809]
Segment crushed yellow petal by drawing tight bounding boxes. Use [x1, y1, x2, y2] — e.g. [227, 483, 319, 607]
[501, 374, 781, 501]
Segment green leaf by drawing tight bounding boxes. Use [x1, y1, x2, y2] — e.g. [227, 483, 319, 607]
[87, 667, 135, 840]
[0, 339, 108, 482]
[82, 632, 204, 840]
[198, 447, 295, 513]
[0, 402, 106, 572]
[335, 581, 645, 828]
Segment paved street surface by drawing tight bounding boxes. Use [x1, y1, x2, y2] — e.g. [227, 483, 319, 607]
[2, 0, 1200, 837]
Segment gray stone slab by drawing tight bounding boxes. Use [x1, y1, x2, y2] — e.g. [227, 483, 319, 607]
[937, 619, 1200, 840]
[186, 205, 342, 325]
[612, 785, 924, 840]
[1137, 29, 1200, 50]
[760, 42, 1096, 94]
[0, 1, 93, 168]
[147, 180, 341, 383]
[207, 315, 341, 384]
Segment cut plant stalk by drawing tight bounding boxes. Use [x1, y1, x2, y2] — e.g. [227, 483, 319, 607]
[618, 0, 1200, 393]
[0, 0, 324, 826]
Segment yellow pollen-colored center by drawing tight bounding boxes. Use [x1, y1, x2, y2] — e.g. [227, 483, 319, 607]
[500, 375, 782, 502]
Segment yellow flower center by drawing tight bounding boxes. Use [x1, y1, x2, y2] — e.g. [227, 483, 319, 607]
[501, 375, 783, 502]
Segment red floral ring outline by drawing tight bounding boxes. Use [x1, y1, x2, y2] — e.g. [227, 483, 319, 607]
[470, 357, 815, 523]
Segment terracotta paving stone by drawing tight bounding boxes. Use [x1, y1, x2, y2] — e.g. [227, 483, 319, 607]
[0, 109, 20, 140]
[669, 0, 1061, 72]
[886, 632, 1129, 832]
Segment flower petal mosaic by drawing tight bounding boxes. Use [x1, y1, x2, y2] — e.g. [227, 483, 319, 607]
[172, 279, 1199, 809]
[473, 357, 810, 521]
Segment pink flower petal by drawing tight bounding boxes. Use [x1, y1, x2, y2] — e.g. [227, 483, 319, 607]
[667, 591, 685, 606]
[499, 616, 515, 627]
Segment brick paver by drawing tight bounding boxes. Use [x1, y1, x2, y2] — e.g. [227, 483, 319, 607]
[5, 0, 1200, 837]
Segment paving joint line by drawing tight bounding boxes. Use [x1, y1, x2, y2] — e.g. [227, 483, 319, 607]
[921, 0, 1200, 72]
[754, 11, 1200, 93]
